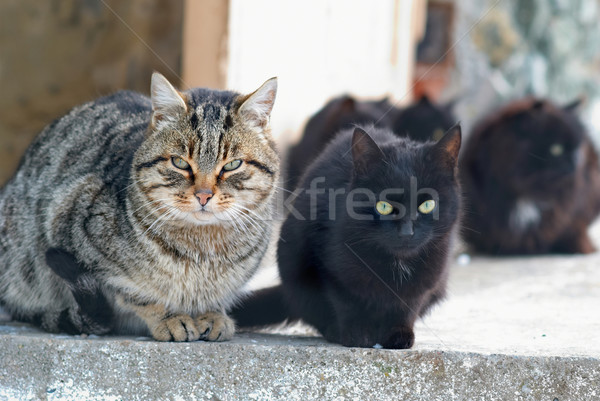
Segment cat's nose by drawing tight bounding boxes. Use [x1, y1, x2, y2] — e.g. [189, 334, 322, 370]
[399, 221, 414, 237]
[195, 189, 213, 207]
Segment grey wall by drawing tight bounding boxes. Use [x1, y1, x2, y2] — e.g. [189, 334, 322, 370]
[445, 0, 600, 139]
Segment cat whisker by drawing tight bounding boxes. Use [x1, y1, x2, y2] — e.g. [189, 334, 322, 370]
[230, 205, 267, 234]
[116, 177, 155, 196]
[137, 204, 172, 227]
[242, 212, 268, 234]
[231, 203, 262, 219]
[273, 185, 295, 194]
[141, 205, 179, 237]
[154, 207, 182, 234]
[227, 210, 246, 235]
[233, 204, 265, 220]
[221, 208, 244, 234]
[459, 225, 481, 235]
[227, 208, 254, 235]
[130, 198, 172, 216]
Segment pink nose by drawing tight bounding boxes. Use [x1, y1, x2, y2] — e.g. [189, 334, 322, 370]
[195, 190, 213, 207]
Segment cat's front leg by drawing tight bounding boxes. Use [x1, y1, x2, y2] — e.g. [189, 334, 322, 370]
[117, 295, 200, 342]
[330, 305, 380, 348]
[382, 326, 415, 349]
[195, 311, 235, 342]
[334, 320, 415, 349]
[552, 231, 596, 254]
[334, 324, 377, 348]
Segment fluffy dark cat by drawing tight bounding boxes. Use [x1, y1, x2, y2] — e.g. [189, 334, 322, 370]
[460, 97, 600, 254]
[232, 125, 462, 349]
[393, 95, 456, 142]
[285, 95, 396, 190]
[0, 72, 280, 340]
[285, 94, 456, 190]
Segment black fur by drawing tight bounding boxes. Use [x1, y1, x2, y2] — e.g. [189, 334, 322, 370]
[45, 248, 114, 333]
[393, 95, 456, 142]
[285, 94, 457, 191]
[460, 97, 600, 254]
[233, 287, 288, 327]
[231, 125, 462, 349]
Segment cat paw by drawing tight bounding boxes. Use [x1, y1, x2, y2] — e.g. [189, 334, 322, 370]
[195, 312, 235, 342]
[151, 314, 200, 342]
[333, 327, 376, 348]
[382, 327, 415, 349]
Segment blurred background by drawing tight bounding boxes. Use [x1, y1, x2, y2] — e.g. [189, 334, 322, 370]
[1, 0, 600, 185]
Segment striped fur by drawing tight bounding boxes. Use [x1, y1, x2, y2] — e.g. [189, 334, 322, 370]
[0, 73, 279, 340]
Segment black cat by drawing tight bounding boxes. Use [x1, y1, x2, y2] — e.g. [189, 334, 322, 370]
[285, 95, 395, 190]
[460, 97, 600, 255]
[393, 95, 456, 143]
[286, 94, 457, 191]
[233, 125, 462, 349]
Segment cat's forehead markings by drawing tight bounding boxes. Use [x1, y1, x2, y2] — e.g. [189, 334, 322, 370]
[202, 103, 223, 121]
[224, 114, 233, 129]
[194, 104, 227, 119]
[190, 113, 199, 131]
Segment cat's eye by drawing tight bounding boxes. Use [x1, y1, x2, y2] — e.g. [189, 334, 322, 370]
[375, 201, 394, 216]
[418, 200, 436, 214]
[223, 159, 242, 172]
[172, 156, 190, 170]
[549, 144, 564, 157]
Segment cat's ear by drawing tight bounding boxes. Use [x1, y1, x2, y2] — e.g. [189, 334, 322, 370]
[418, 94, 432, 106]
[432, 123, 462, 169]
[338, 95, 356, 113]
[376, 96, 391, 107]
[238, 77, 278, 130]
[352, 127, 385, 175]
[564, 96, 586, 113]
[328, 96, 356, 123]
[150, 72, 188, 129]
[532, 99, 545, 110]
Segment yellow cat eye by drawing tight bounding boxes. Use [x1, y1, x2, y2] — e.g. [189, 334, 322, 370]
[550, 143, 564, 157]
[171, 156, 190, 170]
[418, 200, 436, 214]
[375, 201, 394, 216]
[223, 159, 242, 171]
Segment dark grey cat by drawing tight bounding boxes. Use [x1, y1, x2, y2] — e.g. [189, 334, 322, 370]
[0, 72, 280, 341]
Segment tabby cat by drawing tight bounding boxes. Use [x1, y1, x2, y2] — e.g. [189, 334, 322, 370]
[0, 72, 280, 341]
[232, 125, 462, 349]
[460, 97, 600, 254]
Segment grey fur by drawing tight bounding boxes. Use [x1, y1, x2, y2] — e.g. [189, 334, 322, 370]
[0, 73, 279, 339]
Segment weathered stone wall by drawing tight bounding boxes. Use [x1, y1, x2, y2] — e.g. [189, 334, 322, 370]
[0, 0, 183, 184]
[446, 0, 600, 138]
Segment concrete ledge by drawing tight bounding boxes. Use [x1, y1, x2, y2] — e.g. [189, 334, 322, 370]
[3, 228, 600, 400]
[1, 323, 599, 401]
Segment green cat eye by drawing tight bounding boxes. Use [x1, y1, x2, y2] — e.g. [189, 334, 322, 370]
[171, 156, 190, 170]
[223, 159, 242, 171]
[418, 200, 436, 214]
[375, 201, 394, 216]
[549, 143, 564, 157]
